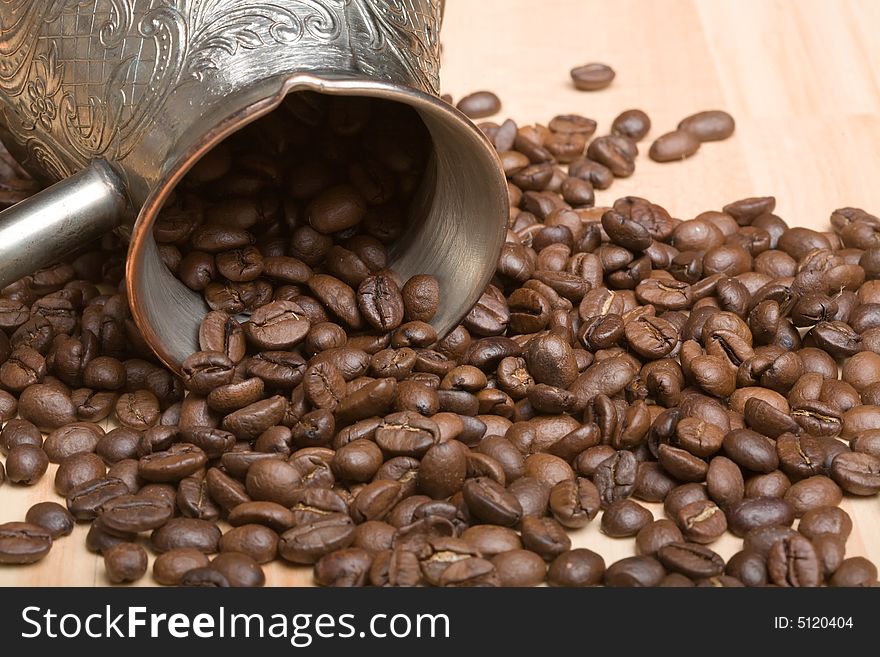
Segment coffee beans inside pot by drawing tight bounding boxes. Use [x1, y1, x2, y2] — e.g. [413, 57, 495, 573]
[0, 77, 878, 588]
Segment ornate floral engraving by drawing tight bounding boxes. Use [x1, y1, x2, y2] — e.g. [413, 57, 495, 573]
[353, 0, 441, 95]
[0, 0, 443, 183]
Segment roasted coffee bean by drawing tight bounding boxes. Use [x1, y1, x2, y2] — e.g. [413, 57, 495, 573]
[462, 477, 522, 526]
[727, 497, 794, 537]
[54, 452, 106, 496]
[18, 383, 76, 431]
[767, 534, 821, 587]
[706, 455, 744, 508]
[210, 552, 266, 588]
[547, 548, 605, 586]
[100, 494, 174, 533]
[649, 131, 700, 162]
[594, 450, 637, 507]
[604, 555, 666, 587]
[104, 543, 148, 583]
[151, 518, 221, 554]
[636, 519, 684, 557]
[25, 502, 74, 539]
[279, 515, 355, 564]
[677, 110, 735, 142]
[115, 391, 161, 430]
[1, 418, 42, 454]
[829, 557, 878, 587]
[244, 301, 310, 350]
[456, 91, 501, 118]
[520, 516, 571, 560]
[798, 506, 853, 540]
[611, 109, 651, 141]
[570, 63, 615, 91]
[549, 478, 600, 528]
[460, 525, 521, 556]
[601, 498, 653, 537]
[784, 475, 843, 516]
[676, 499, 727, 544]
[138, 444, 207, 483]
[725, 550, 768, 587]
[0, 522, 53, 564]
[43, 422, 102, 462]
[830, 451, 880, 495]
[491, 549, 546, 587]
[657, 542, 724, 578]
[5, 445, 49, 484]
[723, 429, 779, 473]
[587, 135, 636, 178]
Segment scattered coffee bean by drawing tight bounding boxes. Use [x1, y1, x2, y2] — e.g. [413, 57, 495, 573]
[570, 63, 615, 91]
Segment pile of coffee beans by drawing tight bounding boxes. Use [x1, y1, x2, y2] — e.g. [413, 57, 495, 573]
[1, 90, 880, 587]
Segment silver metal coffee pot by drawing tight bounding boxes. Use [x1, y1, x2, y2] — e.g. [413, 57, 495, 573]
[0, 0, 507, 370]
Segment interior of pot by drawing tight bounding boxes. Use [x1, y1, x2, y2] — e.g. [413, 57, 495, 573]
[127, 76, 508, 372]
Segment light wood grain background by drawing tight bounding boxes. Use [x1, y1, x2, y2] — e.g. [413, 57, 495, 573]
[2, 0, 879, 586]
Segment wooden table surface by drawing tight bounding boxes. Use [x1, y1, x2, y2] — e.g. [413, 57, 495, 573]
[2, 0, 880, 586]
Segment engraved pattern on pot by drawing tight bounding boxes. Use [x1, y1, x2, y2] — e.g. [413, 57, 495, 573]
[0, 0, 442, 182]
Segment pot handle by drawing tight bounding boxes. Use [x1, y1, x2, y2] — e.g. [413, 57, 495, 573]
[0, 160, 127, 289]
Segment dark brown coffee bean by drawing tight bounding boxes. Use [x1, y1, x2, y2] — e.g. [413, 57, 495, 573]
[677, 110, 735, 142]
[306, 184, 366, 234]
[706, 455, 744, 508]
[635, 519, 684, 557]
[42, 422, 102, 463]
[570, 63, 615, 91]
[829, 557, 878, 587]
[138, 443, 206, 483]
[724, 550, 768, 587]
[767, 534, 821, 587]
[1, 419, 42, 454]
[727, 497, 794, 537]
[418, 440, 467, 499]
[151, 518, 221, 554]
[604, 556, 666, 587]
[115, 390, 161, 430]
[462, 477, 522, 526]
[243, 301, 310, 350]
[313, 547, 372, 587]
[5, 445, 49, 484]
[587, 135, 636, 177]
[547, 548, 605, 586]
[676, 499, 727, 544]
[664, 483, 709, 519]
[209, 552, 266, 588]
[25, 502, 74, 539]
[723, 428, 779, 473]
[548, 477, 600, 528]
[456, 91, 501, 118]
[491, 549, 546, 587]
[520, 516, 570, 560]
[784, 475, 843, 516]
[594, 450, 638, 507]
[18, 383, 76, 431]
[219, 525, 278, 564]
[798, 506, 853, 540]
[0, 522, 53, 564]
[198, 311, 246, 363]
[611, 109, 651, 141]
[100, 494, 175, 533]
[649, 130, 700, 162]
[830, 451, 880, 495]
[657, 542, 724, 578]
[104, 543, 148, 583]
[54, 452, 106, 496]
[279, 514, 355, 564]
[601, 498, 653, 537]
